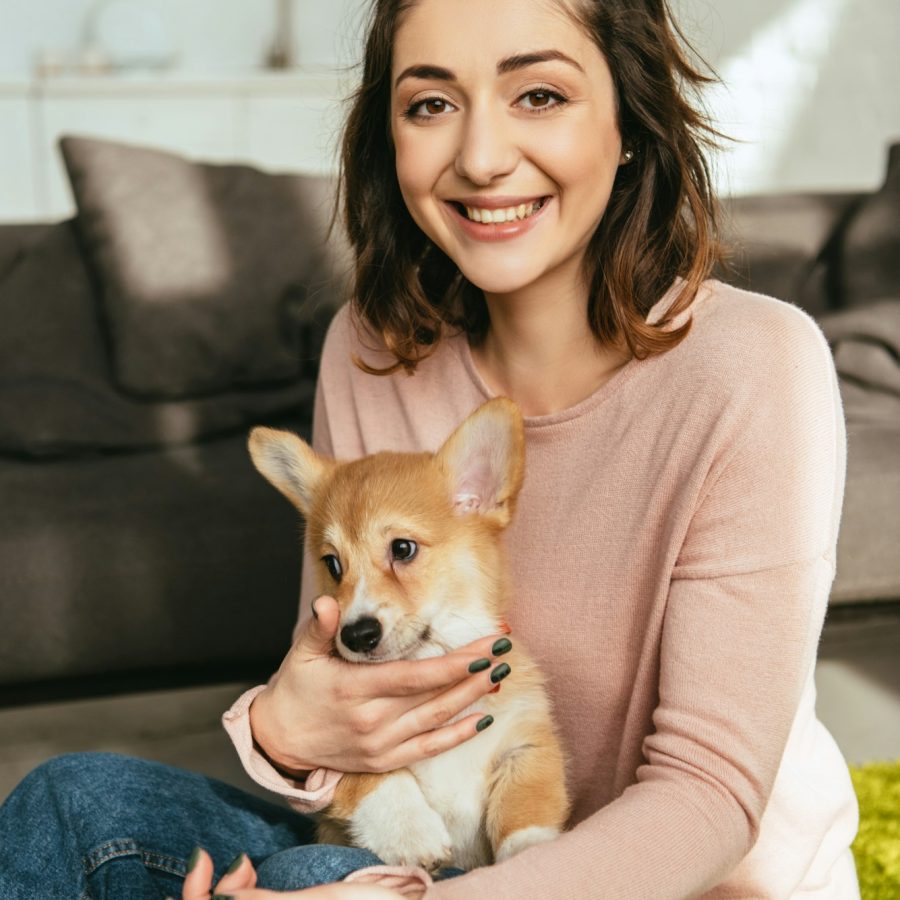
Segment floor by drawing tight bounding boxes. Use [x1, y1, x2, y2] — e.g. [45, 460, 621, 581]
[1, 606, 898, 805]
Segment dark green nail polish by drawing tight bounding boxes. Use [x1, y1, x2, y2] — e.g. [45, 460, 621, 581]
[476, 715, 494, 732]
[490, 662, 511, 684]
[225, 853, 245, 874]
[468, 657, 490, 673]
[492, 638, 512, 656]
[212, 895, 235, 900]
[187, 846, 202, 873]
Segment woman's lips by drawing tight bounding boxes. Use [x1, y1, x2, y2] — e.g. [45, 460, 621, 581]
[444, 196, 552, 242]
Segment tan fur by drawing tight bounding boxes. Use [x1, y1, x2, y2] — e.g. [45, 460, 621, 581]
[486, 720, 570, 847]
[321, 772, 392, 845]
[249, 398, 570, 869]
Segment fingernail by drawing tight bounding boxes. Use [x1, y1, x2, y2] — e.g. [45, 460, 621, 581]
[311, 598, 319, 620]
[490, 662, 511, 684]
[212, 895, 235, 900]
[492, 638, 512, 656]
[476, 715, 494, 732]
[225, 852, 245, 874]
[468, 657, 490, 673]
[187, 846, 202, 872]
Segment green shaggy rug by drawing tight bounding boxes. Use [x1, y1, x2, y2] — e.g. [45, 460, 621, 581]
[850, 760, 900, 899]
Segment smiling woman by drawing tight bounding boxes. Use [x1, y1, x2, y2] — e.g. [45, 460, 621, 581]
[343, 0, 722, 388]
[0, 1, 861, 899]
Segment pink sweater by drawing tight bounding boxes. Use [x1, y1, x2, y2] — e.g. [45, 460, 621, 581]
[223, 280, 860, 898]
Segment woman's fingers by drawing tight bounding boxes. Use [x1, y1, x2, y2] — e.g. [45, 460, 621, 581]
[182, 846, 215, 900]
[382, 711, 496, 771]
[394, 658, 508, 741]
[213, 852, 258, 893]
[363, 633, 512, 699]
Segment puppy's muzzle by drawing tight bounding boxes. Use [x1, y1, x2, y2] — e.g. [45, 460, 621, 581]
[341, 616, 383, 654]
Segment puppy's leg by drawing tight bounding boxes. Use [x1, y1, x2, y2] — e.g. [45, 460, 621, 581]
[325, 769, 452, 872]
[486, 724, 570, 863]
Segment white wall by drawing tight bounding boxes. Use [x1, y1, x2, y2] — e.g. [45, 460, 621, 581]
[0, 0, 364, 74]
[674, 0, 900, 194]
[1, 0, 898, 195]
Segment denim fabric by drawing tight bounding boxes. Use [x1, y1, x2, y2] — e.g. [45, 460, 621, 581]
[0, 752, 461, 900]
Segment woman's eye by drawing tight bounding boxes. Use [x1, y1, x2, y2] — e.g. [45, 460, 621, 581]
[405, 97, 455, 119]
[519, 90, 566, 112]
[390, 539, 418, 562]
[322, 554, 343, 582]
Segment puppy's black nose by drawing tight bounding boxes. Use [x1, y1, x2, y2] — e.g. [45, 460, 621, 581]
[341, 617, 382, 653]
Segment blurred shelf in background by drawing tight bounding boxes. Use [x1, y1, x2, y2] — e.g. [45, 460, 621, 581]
[0, 70, 348, 223]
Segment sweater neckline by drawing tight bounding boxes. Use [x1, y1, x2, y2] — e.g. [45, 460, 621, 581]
[456, 335, 640, 429]
[454, 280, 699, 429]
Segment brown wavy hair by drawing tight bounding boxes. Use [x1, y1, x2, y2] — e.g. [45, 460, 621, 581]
[340, 0, 725, 375]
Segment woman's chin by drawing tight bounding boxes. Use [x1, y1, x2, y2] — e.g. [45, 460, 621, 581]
[457, 264, 542, 298]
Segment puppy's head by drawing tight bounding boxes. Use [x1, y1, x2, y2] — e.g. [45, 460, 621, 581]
[249, 398, 524, 662]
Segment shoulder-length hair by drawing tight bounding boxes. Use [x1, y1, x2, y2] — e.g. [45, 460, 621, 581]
[340, 0, 724, 375]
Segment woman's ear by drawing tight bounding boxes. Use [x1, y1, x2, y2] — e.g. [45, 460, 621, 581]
[436, 398, 525, 528]
[248, 427, 332, 516]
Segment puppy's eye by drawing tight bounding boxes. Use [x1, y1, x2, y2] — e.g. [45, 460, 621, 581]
[321, 554, 343, 582]
[391, 539, 418, 562]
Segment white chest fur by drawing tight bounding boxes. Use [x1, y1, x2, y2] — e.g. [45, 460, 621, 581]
[347, 689, 545, 871]
[408, 710, 510, 869]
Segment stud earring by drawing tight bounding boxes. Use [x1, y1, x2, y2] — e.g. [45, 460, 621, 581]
[621, 149, 634, 164]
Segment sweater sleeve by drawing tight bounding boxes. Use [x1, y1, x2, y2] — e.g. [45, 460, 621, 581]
[221, 314, 347, 813]
[422, 306, 847, 898]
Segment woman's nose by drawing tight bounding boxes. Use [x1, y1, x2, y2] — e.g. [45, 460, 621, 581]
[454, 105, 519, 186]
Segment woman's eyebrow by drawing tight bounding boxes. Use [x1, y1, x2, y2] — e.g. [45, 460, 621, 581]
[394, 50, 584, 89]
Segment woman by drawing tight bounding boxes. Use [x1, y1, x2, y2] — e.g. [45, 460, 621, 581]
[0, 0, 860, 897]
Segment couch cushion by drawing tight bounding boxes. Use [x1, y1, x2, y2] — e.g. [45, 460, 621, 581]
[60, 135, 347, 399]
[0, 221, 317, 457]
[719, 193, 857, 317]
[820, 301, 900, 604]
[0, 225, 55, 283]
[839, 143, 900, 309]
[0, 426, 305, 685]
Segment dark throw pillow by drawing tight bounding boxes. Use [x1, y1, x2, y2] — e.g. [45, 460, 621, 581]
[839, 142, 900, 309]
[59, 134, 348, 399]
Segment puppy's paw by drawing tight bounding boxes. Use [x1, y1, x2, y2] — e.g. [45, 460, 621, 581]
[376, 806, 452, 873]
[350, 772, 452, 872]
[495, 825, 560, 862]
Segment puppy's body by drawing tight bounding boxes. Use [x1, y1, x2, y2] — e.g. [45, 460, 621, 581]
[250, 399, 570, 871]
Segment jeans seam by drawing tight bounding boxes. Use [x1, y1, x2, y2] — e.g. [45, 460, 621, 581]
[83, 837, 187, 878]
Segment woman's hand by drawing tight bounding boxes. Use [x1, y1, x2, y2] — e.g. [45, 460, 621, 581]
[249, 595, 510, 776]
[180, 848, 420, 899]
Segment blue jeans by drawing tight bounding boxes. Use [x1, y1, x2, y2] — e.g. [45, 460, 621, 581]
[0, 752, 463, 900]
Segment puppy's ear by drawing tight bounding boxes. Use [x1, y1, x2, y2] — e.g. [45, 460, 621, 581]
[436, 398, 525, 528]
[248, 427, 332, 516]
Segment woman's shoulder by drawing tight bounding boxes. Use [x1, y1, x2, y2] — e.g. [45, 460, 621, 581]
[320, 302, 386, 370]
[691, 279, 830, 356]
[320, 303, 465, 376]
[677, 279, 836, 389]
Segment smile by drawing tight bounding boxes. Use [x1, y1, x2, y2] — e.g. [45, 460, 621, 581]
[460, 198, 546, 223]
[444, 196, 552, 242]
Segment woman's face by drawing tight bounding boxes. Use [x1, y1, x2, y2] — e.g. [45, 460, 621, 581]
[390, 0, 625, 300]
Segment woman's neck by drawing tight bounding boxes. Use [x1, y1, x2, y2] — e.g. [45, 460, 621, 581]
[471, 277, 632, 418]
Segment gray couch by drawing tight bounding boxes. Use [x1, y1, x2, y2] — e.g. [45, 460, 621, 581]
[1, 136, 898, 709]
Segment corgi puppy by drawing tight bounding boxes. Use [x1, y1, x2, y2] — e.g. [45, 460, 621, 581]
[248, 398, 569, 872]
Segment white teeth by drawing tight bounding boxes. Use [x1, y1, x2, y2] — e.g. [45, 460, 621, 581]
[462, 200, 544, 223]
